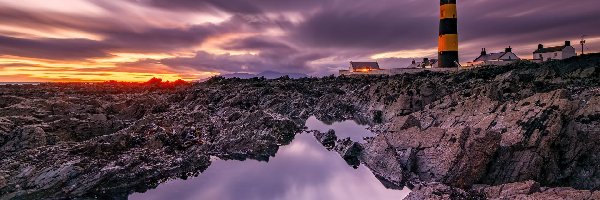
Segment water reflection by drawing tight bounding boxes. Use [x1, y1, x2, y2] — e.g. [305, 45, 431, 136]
[129, 118, 410, 200]
[304, 116, 374, 143]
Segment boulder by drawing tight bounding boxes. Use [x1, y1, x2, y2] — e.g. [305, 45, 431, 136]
[360, 135, 407, 189]
[335, 138, 363, 168]
[313, 129, 337, 149]
[405, 182, 484, 200]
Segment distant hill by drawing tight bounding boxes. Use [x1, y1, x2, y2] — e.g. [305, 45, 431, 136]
[219, 73, 257, 79]
[220, 71, 308, 79]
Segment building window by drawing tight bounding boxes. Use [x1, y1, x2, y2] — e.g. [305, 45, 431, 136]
[554, 52, 558, 57]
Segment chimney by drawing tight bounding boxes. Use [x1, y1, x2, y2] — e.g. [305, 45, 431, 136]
[538, 44, 544, 49]
[565, 41, 571, 46]
[412, 60, 416, 64]
[481, 48, 487, 56]
[505, 46, 512, 52]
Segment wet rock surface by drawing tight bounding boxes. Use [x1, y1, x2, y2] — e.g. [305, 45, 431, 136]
[334, 138, 364, 168]
[405, 182, 485, 200]
[362, 55, 600, 198]
[1, 54, 600, 199]
[313, 129, 337, 149]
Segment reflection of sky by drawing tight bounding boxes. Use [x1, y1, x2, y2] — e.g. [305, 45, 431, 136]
[305, 116, 374, 143]
[129, 119, 410, 200]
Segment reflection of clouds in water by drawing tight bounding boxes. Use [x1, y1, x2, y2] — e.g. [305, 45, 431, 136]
[130, 120, 409, 200]
[284, 136, 327, 160]
[304, 116, 374, 142]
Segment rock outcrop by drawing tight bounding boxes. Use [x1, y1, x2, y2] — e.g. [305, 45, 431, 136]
[357, 55, 600, 198]
[0, 54, 599, 199]
[313, 129, 337, 149]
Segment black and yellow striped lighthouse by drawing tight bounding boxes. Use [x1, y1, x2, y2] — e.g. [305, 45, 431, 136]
[438, 0, 459, 68]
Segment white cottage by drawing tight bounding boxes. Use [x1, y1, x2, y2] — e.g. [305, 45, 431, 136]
[468, 47, 520, 67]
[533, 41, 577, 62]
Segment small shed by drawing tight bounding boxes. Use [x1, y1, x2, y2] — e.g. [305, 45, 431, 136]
[349, 62, 381, 72]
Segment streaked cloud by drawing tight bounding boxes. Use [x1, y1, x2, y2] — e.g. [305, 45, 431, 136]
[0, 0, 599, 81]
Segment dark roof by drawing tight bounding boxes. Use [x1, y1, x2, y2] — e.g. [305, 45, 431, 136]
[474, 52, 506, 62]
[350, 62, 380, 70]
[474, 52, 520, 62]
[534, 46, 567, 53]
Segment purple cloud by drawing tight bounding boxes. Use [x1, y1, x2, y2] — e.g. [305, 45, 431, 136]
[0, 0, 599, 76]
[0, 35, 111, 60]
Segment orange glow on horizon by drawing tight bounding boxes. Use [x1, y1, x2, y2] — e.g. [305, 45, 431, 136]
[0, 1, 232, 83]
[0, 55, 220, 82]
[1, 69, 218, 82]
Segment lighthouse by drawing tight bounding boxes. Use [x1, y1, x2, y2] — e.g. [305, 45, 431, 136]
[438, 0, 459, 68]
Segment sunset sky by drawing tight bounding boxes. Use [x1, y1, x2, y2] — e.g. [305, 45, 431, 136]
[0, 0, 599, 82]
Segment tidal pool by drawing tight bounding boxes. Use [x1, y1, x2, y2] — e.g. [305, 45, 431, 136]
[129, 117, 410, 200]
[304, 116, 375, 143]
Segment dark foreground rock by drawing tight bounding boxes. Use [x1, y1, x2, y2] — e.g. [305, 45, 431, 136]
[478, 180, 600, 200]
[334, 138, 363, 168]
[405, 182, 485, 200]
[1, 54, 599, 199]
[357, 55, 600, 198]
[313, 129, 337, 149]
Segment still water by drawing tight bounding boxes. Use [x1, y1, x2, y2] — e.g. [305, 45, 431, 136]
[129, 116, 410, 200]
[304, 116, 375, 143]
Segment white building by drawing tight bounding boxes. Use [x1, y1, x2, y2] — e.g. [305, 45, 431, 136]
[339, 60, 456, 76]
[533, 41, 577, 62]
[468, 47, 520, 67]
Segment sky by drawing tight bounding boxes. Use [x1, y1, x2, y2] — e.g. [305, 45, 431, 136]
[0, 0, 599, 82]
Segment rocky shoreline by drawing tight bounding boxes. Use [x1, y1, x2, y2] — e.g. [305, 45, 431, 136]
[1, 54, 599, 199]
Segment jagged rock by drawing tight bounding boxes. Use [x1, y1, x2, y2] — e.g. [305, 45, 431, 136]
[0, 54, 599, 199]
[408, 181, 600, 200]
[405, 182, 485, 200]
[476, 180, 541, 199]
[0, 96, 24, 108]
[568, 67, 595, 78]
[475, 180, 600, 200]
[335, 138, 363, 168]
[399, 115, 421, 130]
[525, 187, 600, 200]
[0, 174, 6, 189]
[372, 110, 384, 123]
[359, 135, 407, 189]
[313, 129, 337, 149]
[378, 121, 502, 188]
[1, 126, 46, 153]
[396, 147, 417, 172]
[374, 63, 600, 189]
